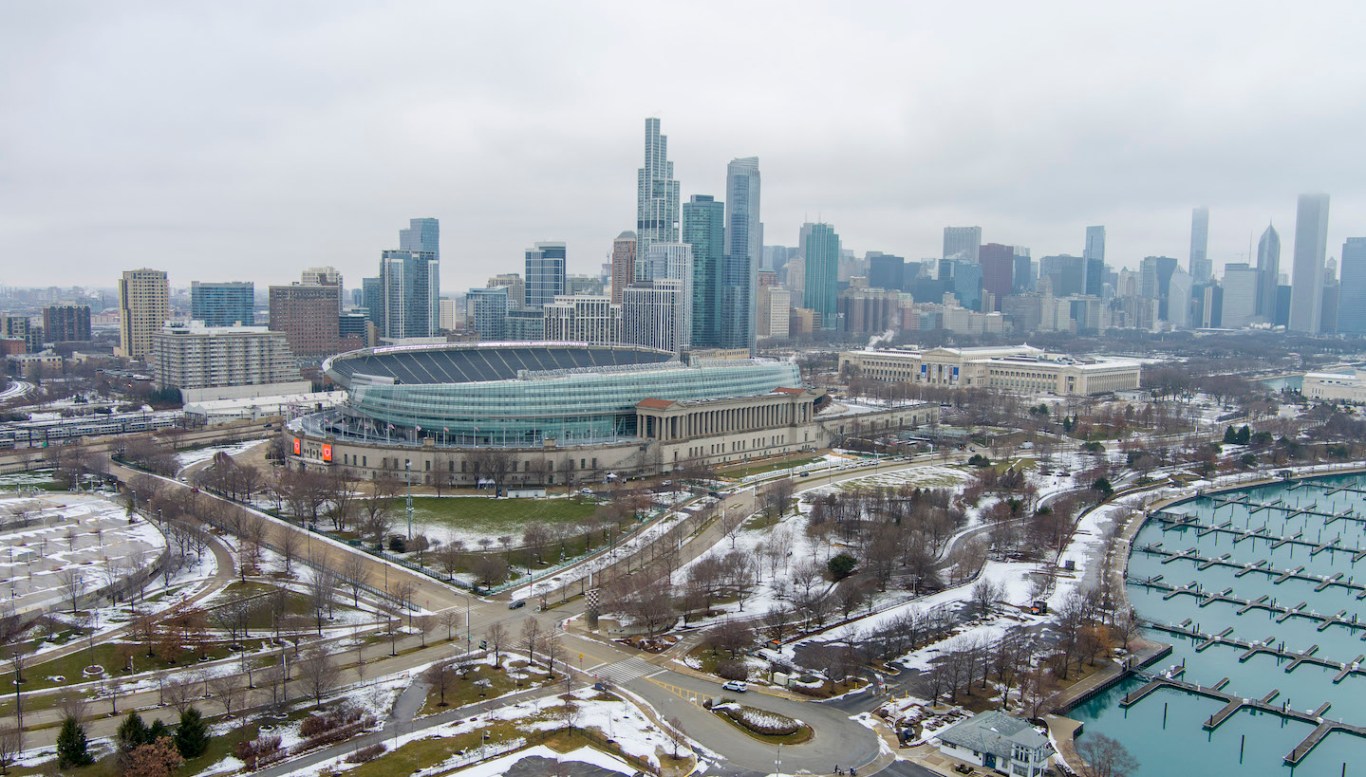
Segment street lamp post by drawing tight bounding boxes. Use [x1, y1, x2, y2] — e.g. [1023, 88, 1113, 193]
[405, 461, 413, 540]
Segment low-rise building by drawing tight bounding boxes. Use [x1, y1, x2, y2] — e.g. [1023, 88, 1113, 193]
[934, 710, 1054, 777]
[1302, 370, 1366, 404]
[840, 344, 1141, 396]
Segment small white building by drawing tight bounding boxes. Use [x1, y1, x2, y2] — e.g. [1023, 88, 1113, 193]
[1302, 370, 1366, 404]
[934, 710, 1054, 777]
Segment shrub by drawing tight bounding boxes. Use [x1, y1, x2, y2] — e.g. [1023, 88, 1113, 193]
[346, 743, 387, 763]
[716, 660, 748, 681]
[716, 703, 802, 736]
[827, 552, 858, 580]
[967, 454, 991, 467]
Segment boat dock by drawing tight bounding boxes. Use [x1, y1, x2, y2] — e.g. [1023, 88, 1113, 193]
[1134, 543, 1366, 601]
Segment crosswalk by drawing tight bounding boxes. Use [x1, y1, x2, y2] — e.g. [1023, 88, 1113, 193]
[592, 656, 659, 684]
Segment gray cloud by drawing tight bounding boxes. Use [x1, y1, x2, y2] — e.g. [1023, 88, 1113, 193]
[3, 0, 1365, 293]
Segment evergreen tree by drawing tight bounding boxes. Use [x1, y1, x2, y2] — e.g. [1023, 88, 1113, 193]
[147, 718, 170, 744]
[1223, 425, 1237, 444]
[57, 716, 94, 768]
[174, 706, 209, 760]
[117, 711, 151, 763]
[1236, 425, 1251, 445]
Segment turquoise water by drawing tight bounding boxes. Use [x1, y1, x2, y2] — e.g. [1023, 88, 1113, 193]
[1071, 473, 1366, 776]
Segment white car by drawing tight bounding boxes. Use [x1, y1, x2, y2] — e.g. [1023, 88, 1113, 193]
[721, 680, 748, 693]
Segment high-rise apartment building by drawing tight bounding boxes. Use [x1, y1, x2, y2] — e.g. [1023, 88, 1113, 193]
[757, 285, 791, 339]
[543, 295, 623, 345]
[622, 280, 687, 353]
[1189, 207, 1212, 283]
[1139, 256, 1180, 322]
[466, 287, 509, 340]
[636, 118, 680, 267]
[191, 281, 255, 327]
[683, 195, 725, 348]
[380, 249, 440, 338]
[724, 157, 761, 350]
[117, 268, 170, 359]
[1289, 193, 1330, 333]
[399, 218, 440, 259]
[1339, 237, 1366, 335]
[362, 276, 383, 325]
[943, 226, 982, 263]
[268, 283, 341, 360]
[1166, 269, 1193, 329]
[867, 252, 905, 292]
[524, 242, 567, 309]
[1256, 224, 1281, 322]
[610, 231, 637, 305]
[43, 304, 91, 342]
[801, 223, 841, 329]
[643, 243, 694, 349]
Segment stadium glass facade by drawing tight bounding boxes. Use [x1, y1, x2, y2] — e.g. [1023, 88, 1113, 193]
[317, 343, 799, 447]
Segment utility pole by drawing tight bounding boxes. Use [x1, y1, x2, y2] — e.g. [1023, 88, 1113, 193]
[405, 460, 413, 540]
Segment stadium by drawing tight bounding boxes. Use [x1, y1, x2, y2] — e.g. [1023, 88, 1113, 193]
[286, 342, 936, 485]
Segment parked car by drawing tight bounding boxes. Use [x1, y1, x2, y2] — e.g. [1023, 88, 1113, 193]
[721, 680, 748, 693]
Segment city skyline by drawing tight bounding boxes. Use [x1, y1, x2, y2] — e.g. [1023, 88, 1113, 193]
[3, 3, 1365, 293]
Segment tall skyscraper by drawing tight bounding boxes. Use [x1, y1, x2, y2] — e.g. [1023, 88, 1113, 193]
[191, 281, 255, 327]
[117, 268, 170, 359]
[643, 243, 694, 350]
[1139, 256, 1180, 321]
[609, 231, 637, 305]
[524, 242, 567, 309]
[1288, 193, 1330, 333]
[362, 276, 383, 325]
[1084, 225, 1106, 263]
[635, 118, 680, 267]
[683, 195, 725, 348]
[1166, 269, 1193, 329]
[943, 226, 982, 262]
[399, 218, 440, 259]
[1255, 224, 1281, 322]
[466, 287, 508, 340]
[801, 223, 841, 329]
[1189, 207, 1212, 283]
[1339, 237, 1366, 335]
[622, 280, 687, 354]
[724, 156, 761, 350]
[867, 252, 905, 292]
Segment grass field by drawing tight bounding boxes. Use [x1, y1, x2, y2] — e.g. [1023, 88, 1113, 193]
[717, 456, 824, 480]
[410, 496, 600, 533]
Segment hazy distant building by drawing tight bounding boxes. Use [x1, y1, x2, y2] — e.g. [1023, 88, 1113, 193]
[524, 242, 567, 309]
[191, 281, 254, 327]
[1256, 224, 1281, 322]
[1340, 237, 1366, 335]
[466, 287, 509, 340]
[1289, 193, 1330, 333]
[1013, 249, 1035, 293]
[117, 268, 170, 360]
[979, 243, 1015, 311]
[488, 274, 525, 311]
[1166, 268, 1192, 329]
[1083, 226, 1106, 297]
[43, 304, 91, 342]
[801, 223, 841, 329]
[867, 252, 905, 292]
[1189, 207, 1212, 283]
[636, 117, 680, 265]
[610, 231, 637, 305]
[723, 157, 762, 350]
[1221, 263, 1259, 329]
[757, 285, 791, 339]
[1040, 255, 1086, 297]
[943, 226, 981, 263]
[399, 218, 440, 259]
[268, 282, 340, 359]
[362, 276, 383, 326]
[683, 195, 725, 348]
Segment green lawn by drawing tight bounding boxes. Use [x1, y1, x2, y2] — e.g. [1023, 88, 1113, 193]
[419, 660, 552, 715]
[21, 639, 235, 692]
[718, 456, 823, 479]
[410, 496, 599, 533]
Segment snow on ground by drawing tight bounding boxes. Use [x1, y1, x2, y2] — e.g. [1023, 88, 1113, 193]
[175, 439, 267, 472]
[273, 685, 686, 777]
[444, 745, 636, 777]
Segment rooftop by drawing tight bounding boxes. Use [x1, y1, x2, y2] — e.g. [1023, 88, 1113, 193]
[936, 710, 1051, 756]
[326, 343, 676, 386]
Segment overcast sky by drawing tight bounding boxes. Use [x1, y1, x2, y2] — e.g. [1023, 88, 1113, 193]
[3, 1, 1365, 294]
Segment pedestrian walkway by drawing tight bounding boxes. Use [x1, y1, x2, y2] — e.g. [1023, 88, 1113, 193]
[591, 656, 659, 684]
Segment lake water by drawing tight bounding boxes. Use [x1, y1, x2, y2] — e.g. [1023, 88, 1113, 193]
[1070, 473, 1366, 776]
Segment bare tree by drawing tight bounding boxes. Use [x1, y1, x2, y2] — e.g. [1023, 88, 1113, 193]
[439, 609, 462, 643]
[164, 675, 198, 715]
[207, 673, 245, 717]
[1076, 733, 1140, 777]
[277, 527, 301, 577]
[971, 577, 1004, 620]
[521, 617, 542, 665]
[423, 661, 456, 707]
[0, 719, 21, 776]
[338, 553, 371, 608]
[58, 569, 86, 614]
[486, 621, 508, 667]
[295, 646, 336, 708]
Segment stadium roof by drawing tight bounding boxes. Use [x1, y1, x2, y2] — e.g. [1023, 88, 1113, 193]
[326, 343, 676, 386]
